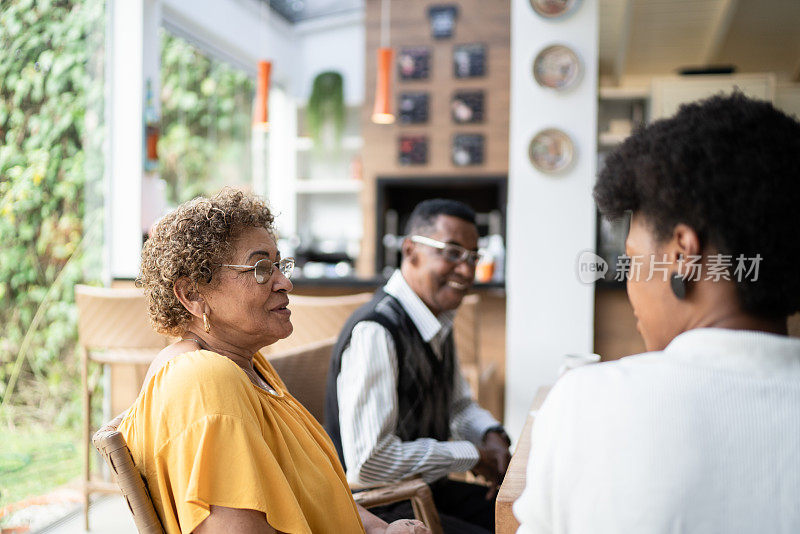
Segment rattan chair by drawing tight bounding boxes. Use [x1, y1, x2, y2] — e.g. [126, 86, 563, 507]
[264, 292, 495, 410]
[260, 292, 373, 354]
[91, 339, 442, 534]
[268, 338, 444, 534]
[93, 409, 441, 534]
[453, 294, 500, 415]
[75, 284, 168, 530]
[93, 414, 164, 534]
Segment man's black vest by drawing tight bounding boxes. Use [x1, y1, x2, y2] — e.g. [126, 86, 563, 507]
[324, 289, 456, 470]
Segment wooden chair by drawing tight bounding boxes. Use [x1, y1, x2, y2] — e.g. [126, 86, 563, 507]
[268, 338, 443, 534]
[75, 284, 168, 530]
[260, 292, 373, 354]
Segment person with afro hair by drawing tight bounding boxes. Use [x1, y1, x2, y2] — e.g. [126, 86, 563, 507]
[513, 93, 800, 533]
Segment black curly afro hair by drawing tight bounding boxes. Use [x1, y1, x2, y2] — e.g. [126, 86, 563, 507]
[594, 92, 800, 319]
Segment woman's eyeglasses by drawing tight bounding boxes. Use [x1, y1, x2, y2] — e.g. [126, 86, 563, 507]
[221, 257, 295, 284]
[409, 235, 482, 266]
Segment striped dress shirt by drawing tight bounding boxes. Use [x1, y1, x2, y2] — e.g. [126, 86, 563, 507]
[337, 270, 500, 486]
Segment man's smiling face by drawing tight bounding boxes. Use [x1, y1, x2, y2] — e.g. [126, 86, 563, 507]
[402, 214, 478, 315]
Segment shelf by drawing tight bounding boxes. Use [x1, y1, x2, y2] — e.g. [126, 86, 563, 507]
[598, 86, 649, 100]
[295, 136, 363, 152]
[295, 179, 363, 194]
[598, 131, 630, 147]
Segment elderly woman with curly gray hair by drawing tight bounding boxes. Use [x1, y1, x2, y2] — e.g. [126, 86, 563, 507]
[118, 189, 428, 534]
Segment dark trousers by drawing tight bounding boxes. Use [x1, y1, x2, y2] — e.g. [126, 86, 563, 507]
[369, 479, 495, 534]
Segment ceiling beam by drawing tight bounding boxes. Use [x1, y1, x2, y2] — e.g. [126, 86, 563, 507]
[612, 0, 633, 85]
[700, 0, 739, 65]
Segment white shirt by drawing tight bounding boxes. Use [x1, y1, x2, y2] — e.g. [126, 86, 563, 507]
[513, 328, 800, 534]
[337, 270, 500, 486]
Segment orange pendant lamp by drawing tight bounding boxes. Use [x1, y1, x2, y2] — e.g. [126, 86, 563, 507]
[253, 60, 272, 131]
[372, 48, 395, 124]
[372, 0, 394, 124]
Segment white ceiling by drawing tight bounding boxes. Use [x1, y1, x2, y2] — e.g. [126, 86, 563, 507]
[599, 0, 800, 83]
[267, 0, 362, 23]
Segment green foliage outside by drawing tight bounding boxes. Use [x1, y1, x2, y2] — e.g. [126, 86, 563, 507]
[0, 0, 105, 434]
[0, 2, 255, 514]
[0, 425, 81, 512]
[158, 31, 254, 204]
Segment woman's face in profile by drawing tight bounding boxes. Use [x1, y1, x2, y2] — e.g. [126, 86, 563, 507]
[625, 213, 685, 351]
[203, 226, 294, 347]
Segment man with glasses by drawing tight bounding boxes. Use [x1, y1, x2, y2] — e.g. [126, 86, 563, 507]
[325, 199, 510, 534]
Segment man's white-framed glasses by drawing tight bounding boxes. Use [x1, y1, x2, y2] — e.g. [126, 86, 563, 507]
[409, 236, 482, 266]
[221, 257, 295, 283]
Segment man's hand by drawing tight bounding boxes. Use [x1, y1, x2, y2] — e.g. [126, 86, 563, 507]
[483, 430, 511, 478]
[472, 430, 511, 499]
[384, 519, 431, 533]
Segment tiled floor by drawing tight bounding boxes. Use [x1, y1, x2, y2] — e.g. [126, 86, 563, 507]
[37, 496, 136, 534]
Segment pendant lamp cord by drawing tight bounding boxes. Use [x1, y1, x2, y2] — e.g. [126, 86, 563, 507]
[380, 0, 391, 48]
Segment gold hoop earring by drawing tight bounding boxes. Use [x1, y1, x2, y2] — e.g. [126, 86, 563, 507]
[202, 312, 211, 333]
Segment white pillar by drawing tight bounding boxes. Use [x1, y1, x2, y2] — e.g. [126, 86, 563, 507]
[505, 0, 599, 440]
[107, 0, 161, 279]
[266, 88, 298, 237]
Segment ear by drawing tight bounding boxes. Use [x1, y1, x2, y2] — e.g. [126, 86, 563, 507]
[665, 223, 702, 262]
[401, 237, 419, 266]
[173, 277, 206, 318]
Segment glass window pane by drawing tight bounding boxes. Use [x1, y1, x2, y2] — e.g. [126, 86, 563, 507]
[159, 30, 254, 204]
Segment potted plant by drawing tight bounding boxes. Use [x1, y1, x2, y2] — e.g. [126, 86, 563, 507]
[307, 71, 345, 151]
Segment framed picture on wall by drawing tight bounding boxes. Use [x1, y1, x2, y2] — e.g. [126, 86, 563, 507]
[398, 47, 431, 80]
[451, 90, 485, 123]
[452, 134, 484, 166]
[398, 92, 430, 124]
[399, 135, 429, 165]
[428, 5, 458, 39]
[453, 43, 486, 78]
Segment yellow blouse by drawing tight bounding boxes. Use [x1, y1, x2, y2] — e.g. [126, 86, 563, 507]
[118, 350, 365, 534]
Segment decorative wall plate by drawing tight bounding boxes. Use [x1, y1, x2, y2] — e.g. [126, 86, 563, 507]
[528, 128, 575, 173]
[530, 0, 581, 19]
[532, 44, 582, 90]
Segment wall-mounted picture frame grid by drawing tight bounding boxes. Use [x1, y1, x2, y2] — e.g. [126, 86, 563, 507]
[451, 90, 484, 123]
[399, 135, 429, 165]
[399, 92, 430, 124]
[398, 47, 431, 80]
[452, 134, 484, 166]
[428, 5, 459, 39]
[454, 43, 486, 78]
